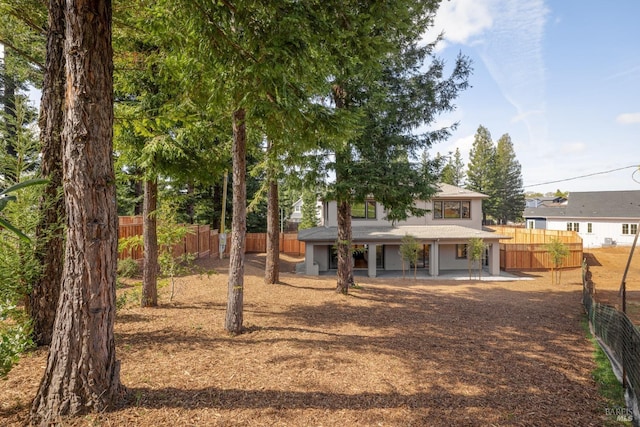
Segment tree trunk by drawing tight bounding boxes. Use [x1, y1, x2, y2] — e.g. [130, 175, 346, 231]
[264, 160, 279, 284]
[225, 108, 246, 333]
[336, 199, 353, 294]
[30, 0, 66, 347]
[30, 0, 121, 422]
[332, 84, 354, 294]
[141, 177, 158, 307]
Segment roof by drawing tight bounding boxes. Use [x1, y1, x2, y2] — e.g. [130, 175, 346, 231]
[435, 183, 488, 199]
[298, 225, 510, 242]
[524, 190, 640, 219]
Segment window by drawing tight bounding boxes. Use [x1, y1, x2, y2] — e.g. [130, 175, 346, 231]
[433, 201, 471, 219]
[294, 205, 301, 213]
[622, 223, 638, 235]
[587, 223, 592, 233]
[456, 244, 467, 259]
[352, 200, 376, 219]
[567, 222, 579, 232]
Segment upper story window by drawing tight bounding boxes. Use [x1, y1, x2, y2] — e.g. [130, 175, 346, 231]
[352, 200, 376, 219]
[433, 200, 471, 219]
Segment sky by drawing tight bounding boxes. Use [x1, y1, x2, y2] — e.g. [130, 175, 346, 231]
[427, 0, 640, 195]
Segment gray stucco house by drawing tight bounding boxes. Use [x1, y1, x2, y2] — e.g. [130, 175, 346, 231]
[298, 183, 509, 277]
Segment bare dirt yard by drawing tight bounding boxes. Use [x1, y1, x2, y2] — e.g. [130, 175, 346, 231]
[1, 247, 638, 426]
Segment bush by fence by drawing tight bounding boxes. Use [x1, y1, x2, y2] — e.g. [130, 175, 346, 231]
[490, 226, 583, 270]
[582, 262, 640, 422]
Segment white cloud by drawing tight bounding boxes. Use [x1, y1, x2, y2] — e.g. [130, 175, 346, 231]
[433, 1, 550, 146]
[432, 0, 495, 48]
[616, 112, 640, 124]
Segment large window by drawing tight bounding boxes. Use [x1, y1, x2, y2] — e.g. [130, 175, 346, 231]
[433, 200, 471, 219]
[622, 223, 638, 235]
[567, 222, 579, 232]
[352, 200, 376, 219]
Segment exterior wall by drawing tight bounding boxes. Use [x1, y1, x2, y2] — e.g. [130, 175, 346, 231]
[547, 218, 639, 248]
[323, 198, 484, 229]
[313, 245, 330, 272]
[384, 245, 403, 270]
[438, 244, 470, 270]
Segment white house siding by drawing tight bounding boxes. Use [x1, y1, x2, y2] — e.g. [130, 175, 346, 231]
[547, 218, 638, 248]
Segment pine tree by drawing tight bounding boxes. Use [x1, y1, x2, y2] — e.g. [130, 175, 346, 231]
[298, 189, 319, 230]
[494, 133, 525, 224]
[440, 148, 465, 187]
[466, 125, 497, 223]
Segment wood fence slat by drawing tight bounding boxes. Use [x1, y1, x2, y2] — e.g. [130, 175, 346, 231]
[117, 217, 304, 261]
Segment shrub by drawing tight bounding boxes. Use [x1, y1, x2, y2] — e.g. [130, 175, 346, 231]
[117, 258, 140, 278]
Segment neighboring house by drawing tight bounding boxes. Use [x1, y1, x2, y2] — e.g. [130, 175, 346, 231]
[289, 198, 304, 223]
[287, 198, 323, 229]
[523, 190, 640, 248]
[297, 183, 510, 277]
[525, 196, 567, 208]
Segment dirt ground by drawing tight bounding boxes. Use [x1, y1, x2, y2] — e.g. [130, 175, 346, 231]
[1, 247, 638, 426]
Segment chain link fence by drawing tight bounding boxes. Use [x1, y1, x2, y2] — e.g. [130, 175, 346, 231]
[582, 262, 640, 425]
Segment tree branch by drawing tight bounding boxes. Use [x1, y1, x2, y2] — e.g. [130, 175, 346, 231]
[0, 37, 45, 71]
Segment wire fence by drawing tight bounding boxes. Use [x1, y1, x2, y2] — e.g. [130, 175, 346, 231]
[582, 262, 640, 423]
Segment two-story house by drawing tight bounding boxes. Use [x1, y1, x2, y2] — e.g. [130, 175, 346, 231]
[298, 183, 509, 277]
[524, 190, 640, 248]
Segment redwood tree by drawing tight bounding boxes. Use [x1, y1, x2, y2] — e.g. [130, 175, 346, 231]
[30, 0, 66, 347]
[31, 0, 121, 422]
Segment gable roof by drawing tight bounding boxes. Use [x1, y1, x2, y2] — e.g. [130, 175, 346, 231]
[524, 190, 640, 219]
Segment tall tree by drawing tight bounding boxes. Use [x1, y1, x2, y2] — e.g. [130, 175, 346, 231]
[441, 147, 465, 187]
[298, 188, 319, 230]
[30, 0, 66, 347]
[494, 133, 525, 224]
[466, 125, 497, 223]
[30, 0, 121, 422]
[264, 140, 279, 284]
[162, 0, 346, 332]
[316, 2, 471, 293]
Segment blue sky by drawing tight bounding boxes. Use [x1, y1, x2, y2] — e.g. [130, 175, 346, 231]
[428, 0, 640, 195]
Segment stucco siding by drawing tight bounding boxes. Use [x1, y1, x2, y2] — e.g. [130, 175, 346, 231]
[438, 244, 470, 270]
[313, 245, 330, 272]
[384, 245, 403, 270]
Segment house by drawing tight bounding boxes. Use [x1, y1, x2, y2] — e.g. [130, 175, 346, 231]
[286, 198, 323, 231]
[523, 190, 640, 248]
[297, 183, 510, 277]
[289, 198, 304, 223]
[525, 196, 567, 208]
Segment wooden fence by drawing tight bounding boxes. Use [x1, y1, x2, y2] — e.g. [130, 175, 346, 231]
[489, 226, 583, 270]
[118, 217, 304, 262]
